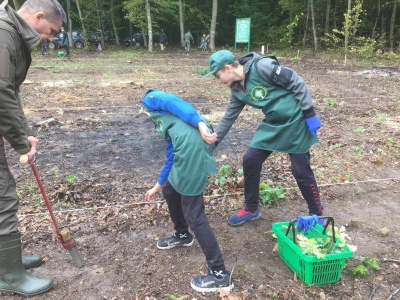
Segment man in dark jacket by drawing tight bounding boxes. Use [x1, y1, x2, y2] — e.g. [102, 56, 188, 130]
[159, 29, 167, 51]
[204, 50, 323, 226]
[0, 0, 66, 296]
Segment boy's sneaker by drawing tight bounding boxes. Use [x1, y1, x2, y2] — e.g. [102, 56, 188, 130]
[190, 269, 233, 293]
[157, 232, 194, 250]
[228, 207, 261, 226]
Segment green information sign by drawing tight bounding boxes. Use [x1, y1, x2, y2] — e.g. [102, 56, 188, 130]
[235, 18, 251, 52]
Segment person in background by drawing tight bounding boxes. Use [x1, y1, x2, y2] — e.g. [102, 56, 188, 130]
[203, 50, 323, 226]
[184, 30, 194, 53]
[0, 0, 66, 296]
[41, 40, 48, 55]
[142, 90, 233, 293]
[61, 26, 69, 57]
[200, 33, 207, 52]
[159, 29, 167, 51]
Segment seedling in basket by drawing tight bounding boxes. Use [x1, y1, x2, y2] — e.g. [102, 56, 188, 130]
[296, 225, 357, 258]
[272, 218, 356, 285]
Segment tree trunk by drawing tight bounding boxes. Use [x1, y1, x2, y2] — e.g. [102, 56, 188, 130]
[344, 0, 351, 54]
[209, 0, 217, 51]
[75, 0, 88, 50]
[325, 0, 331, 33]
[12, 0, 22, 10]
[303, 0, 310, 48]
[141, 26, 147, 47]
[96, 0, 105, 49]
[372, 0, 381, 39]
[389, 0, 398, 50]
[351, 0, 362, 45]
[110, 0, 120, 46]
[310, 0, 318, 52]
[146, 0, 153, 52]
[179, 0, 185, 47]
[67, 0, 73, 47]
[381, 6, 386, 36]
[333, 0, 337, 28]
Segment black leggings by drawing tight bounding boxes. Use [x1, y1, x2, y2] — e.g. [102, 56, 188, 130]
[162, 182, 225, 269]
[243, 147, 323, 215]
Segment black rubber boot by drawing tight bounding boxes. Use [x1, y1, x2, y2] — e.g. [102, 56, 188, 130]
[22, 255, 43, 269]
[0, 232, 53, 296]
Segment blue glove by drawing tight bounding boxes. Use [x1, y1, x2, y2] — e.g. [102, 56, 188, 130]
[297, 215, 322, 232]
[305, 115, 321, 137]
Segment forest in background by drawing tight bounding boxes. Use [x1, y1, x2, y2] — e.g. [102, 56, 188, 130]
[9, 0, 400, 55]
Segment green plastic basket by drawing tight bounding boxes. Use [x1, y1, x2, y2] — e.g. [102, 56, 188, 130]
[272, 218, 354, 285]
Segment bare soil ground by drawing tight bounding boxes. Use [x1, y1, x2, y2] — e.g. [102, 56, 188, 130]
[2, 47, 400, 300]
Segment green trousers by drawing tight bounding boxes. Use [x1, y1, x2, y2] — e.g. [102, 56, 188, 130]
[0, 137, 19, 235]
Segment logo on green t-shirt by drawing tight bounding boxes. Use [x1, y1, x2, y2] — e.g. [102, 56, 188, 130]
[250, 86, 268, 102]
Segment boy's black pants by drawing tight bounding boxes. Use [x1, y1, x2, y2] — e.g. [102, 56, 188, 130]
[162, 182, 225, 270]
[243, 147, 323, 215]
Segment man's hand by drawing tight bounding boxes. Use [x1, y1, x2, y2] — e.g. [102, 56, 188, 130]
[25, 136, 39, 163]
[198, 122, 217, 144]
[305, 115, 322, 137]
[145, 183, 163, 201]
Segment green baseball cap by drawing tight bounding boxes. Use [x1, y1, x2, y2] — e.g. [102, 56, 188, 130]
[204, 50, 235, 78]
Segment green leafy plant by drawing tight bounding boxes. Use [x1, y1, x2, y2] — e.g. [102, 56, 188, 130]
[259, 182, 285, 204]
[288, 225, 357, 258]
[193, 66, 208, 76]
[297, 234, 328, 259]
[354, 127, 366, 134]
[363, 257, 380, 270]
[65, 175, 77, 184]
[349, 257, 380, 277]
[349, 264, 369, 276]
[209, 164, 244, 195]
[323, 98, 336, 107]
[218, 164, 233, 185]
[280, 15, 300, 45]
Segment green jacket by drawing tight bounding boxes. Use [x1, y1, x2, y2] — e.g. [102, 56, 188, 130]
[149, 111, 216, 196]
[0, 4, 40, 154]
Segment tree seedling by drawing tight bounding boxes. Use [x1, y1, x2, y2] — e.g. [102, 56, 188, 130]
[65, 175, 77, 184]
[259, 182, 285, 204]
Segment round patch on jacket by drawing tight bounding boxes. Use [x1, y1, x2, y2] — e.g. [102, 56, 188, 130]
[250, 86, 268, 102]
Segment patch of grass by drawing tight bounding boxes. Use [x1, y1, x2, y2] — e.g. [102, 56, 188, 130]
[376, 114, 387, 124]
[354, 127, 366, 134]
[323, 98, 336, 106]
[193, 66, 208, 76]
[350, 145, 365, 153]
[104, 71, 114, 77]
[49, 67, 60, 73]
